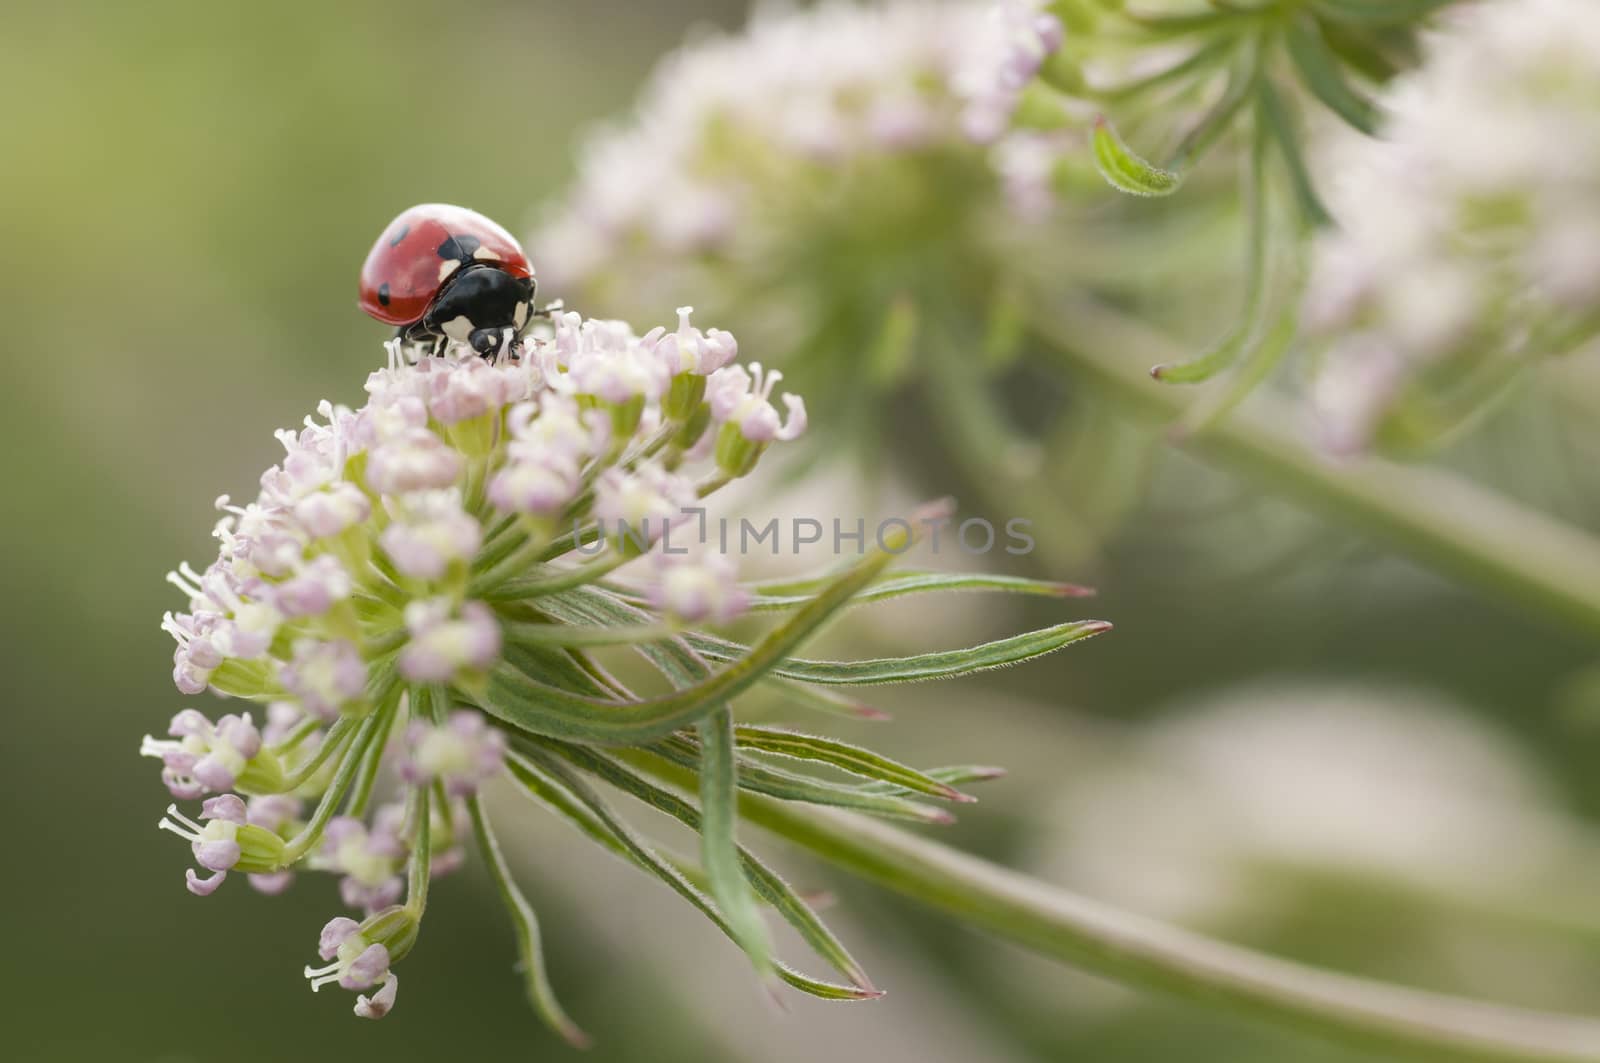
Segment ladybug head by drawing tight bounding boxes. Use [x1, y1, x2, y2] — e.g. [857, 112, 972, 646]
[421, 265, 538, 360]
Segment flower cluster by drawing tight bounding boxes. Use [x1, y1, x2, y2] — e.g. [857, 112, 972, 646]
[144, 307, 806, 1019]
[142, 300, 1109, 1037]
[955, 0, 1064, 145]
[532, 1, 1056, 302]
[1306, 0, 1600, 452]
[528, 2, 1163, 555]
[154, 300, 1124, 1034]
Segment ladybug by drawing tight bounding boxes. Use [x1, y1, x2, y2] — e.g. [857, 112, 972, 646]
[358, 203, 538, 359]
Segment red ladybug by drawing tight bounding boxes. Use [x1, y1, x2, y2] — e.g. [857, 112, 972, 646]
[358, 203, 538, 359]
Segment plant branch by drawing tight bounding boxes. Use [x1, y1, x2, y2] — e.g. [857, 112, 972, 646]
[1032, 295, 1600, 641]
[628, 751, 1600, 1063]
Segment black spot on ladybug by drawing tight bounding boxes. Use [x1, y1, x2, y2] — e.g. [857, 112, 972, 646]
[437, 234, 481, 262]
[377, 283, 391, 307]
[388, 224, 410, 248]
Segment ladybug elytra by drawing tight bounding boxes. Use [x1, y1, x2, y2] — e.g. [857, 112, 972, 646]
[358, 203, 538, 359]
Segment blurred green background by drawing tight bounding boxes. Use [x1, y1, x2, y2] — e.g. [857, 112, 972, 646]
[7, 2, 1600, 1061]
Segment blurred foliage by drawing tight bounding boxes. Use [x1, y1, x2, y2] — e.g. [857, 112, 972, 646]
[7, 2, 1600, 1062]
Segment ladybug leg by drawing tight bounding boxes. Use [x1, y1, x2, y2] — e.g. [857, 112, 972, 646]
[395, 320, 447, 361]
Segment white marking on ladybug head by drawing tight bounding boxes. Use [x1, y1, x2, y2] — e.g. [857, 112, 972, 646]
[513, 301, 529, 329]
[473, 247, 502, 262]
[442, 316, 475, 342]
[438, 260, 457, 282]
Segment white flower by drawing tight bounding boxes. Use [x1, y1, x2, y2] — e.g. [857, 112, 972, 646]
[270, 554, 354, 618]
[397, 599, 502, 682]
[593, 463, 698, 546]
[304, 914, 406, 1020]
[646, 549, 750, 625]
[488, 393, 607, 515]
[532, 1, 1025, 294]
[365, 426, 464, 495]
[399, 711, 506, 797]
[314, 809, 407, 914]
[420, 354, 536, 425]
[956, 0, 1065, 144]
[651, 306, 739, 376]
[379, 490, 483, 580]
[157, 794, 288, 897]
[293, 481, 372, 540]
[708, 363, 807, 443]
[140, 708, 272, 799]
[1305, 0, 1600, 450]
[278, 638, 367, 721]
[554, 312, 672, 404]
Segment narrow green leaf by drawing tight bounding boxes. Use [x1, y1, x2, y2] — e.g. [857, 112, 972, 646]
[1175, 273, 1304, 437]
[464, 794, 590, 1048]
[732, 571, 1096, 612]
[1308, 0, 1455, 27]
[1122, 9, 1244, 36]
[1153, 97, 1272, 384]
[1165, 55, 1259, 171]
[698, 707, 775, 979]
[1258, 79, 1335, 230]
[1287, 14, 1379, 134]
[745, 567, 1091, 600]
[475, 502, 953, 743]
[683, 619, 1113, 687]
[502, 620, 676, 647]
[652, 735, 955, 824]
[505, 744, 717, 898]
[527, 741, 878, 994]
[545, 586, 897, 736]
[766, 679, 894, 723]
[1094, 37, 1239, 103]
[501, 640, 618, 698]
[507, 750, 879, 1000]
[734, 725, 973, 802]
[1092, 116, 1184, 197]
[858, 764, 1008, 796]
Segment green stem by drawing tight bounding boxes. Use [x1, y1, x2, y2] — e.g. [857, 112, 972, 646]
[696, 707, 775, 978]
[280, 710, 384, 862]
[1032, 296, 1600, 641]
[404, 782, 432, 916]
[478, 550, 631, 602]
[500, 620, 676, 646]
[276, 715, 358, 793]
[629, 753, 1600, 1063]
[465, 792, 590, 1047]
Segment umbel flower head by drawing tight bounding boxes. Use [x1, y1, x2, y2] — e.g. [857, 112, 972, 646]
[531, 0, 1216, 565]
[143, 309, 1108, 1037]
[529, 1, 1188, 400]
[1306, 0, 1600, 454]
[535, 1, 1050, 299]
